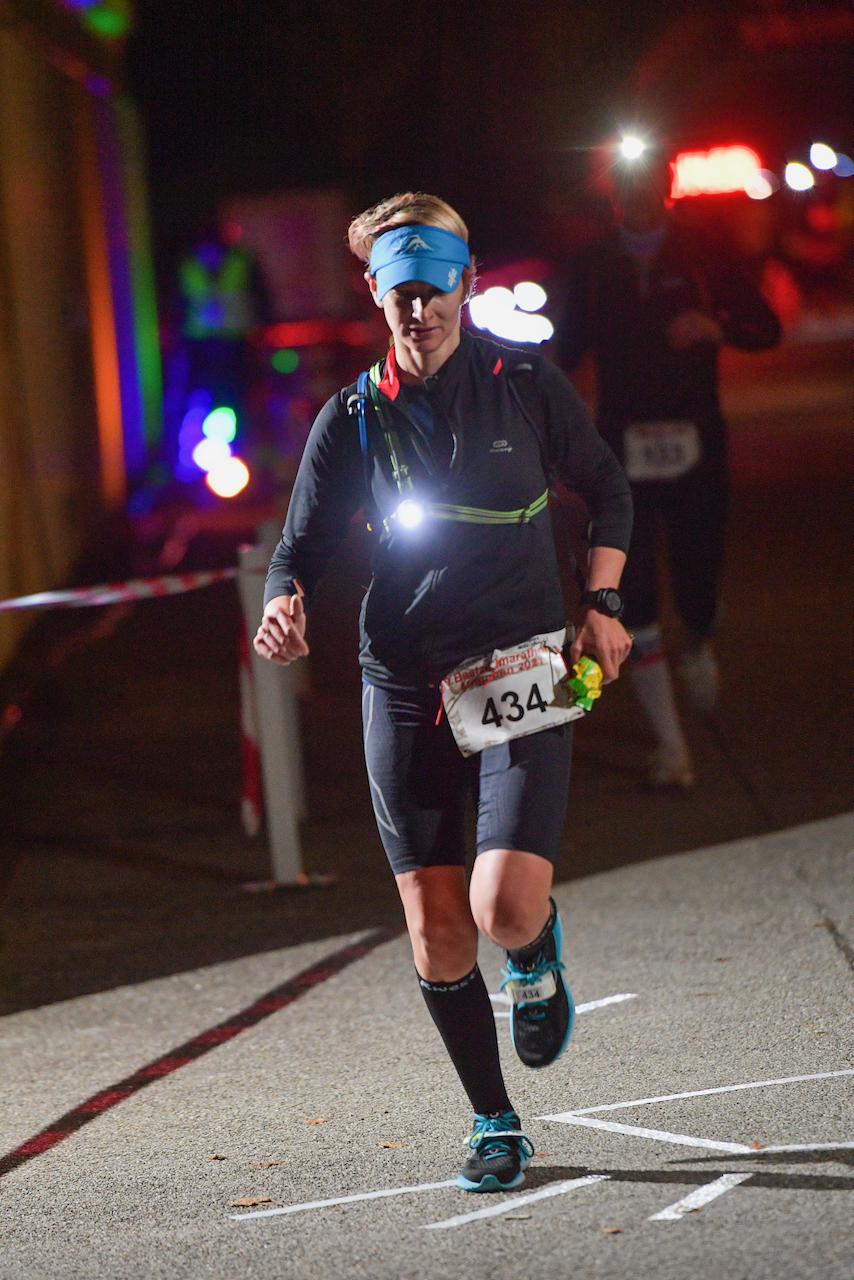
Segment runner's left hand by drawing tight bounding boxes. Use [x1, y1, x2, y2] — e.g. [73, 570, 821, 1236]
[570, 610, 632, 684]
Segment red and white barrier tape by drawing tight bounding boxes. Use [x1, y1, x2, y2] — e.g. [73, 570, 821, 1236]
[0, 568, 237, 612]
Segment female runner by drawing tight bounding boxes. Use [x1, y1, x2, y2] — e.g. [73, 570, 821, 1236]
[254, 192, 633, 1192]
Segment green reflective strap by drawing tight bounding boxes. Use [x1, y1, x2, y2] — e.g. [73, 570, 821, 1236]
[427, 489, 549, 525]
[366, 363, 549, 529]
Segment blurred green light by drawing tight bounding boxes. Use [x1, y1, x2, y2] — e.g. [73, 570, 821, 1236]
[202, 406, 237, 443]
[83, 4, 130, 37]
[271, 348, 299, 374]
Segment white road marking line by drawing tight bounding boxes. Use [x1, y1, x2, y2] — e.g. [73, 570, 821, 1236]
[230, 1179, 457, 1221]
[421, 1175, 608, 1230]
[575, 993, 638, 1013]
[539, 1068, 854, 1119]
[649, 1172, 753, 1220]
[752, 1141, 854, 1154]
[491, 991, 637, 1018]
[549, 1115, 751, 1153]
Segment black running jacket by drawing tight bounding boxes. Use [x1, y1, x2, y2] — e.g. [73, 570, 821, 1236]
[265, 329, 632, 689]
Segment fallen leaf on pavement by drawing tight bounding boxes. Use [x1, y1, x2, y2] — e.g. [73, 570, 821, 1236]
[749, 1141, 765, 1149]
[208, 1154, 227, 1160]
[503, 1213, 531, 1220]
[533, 1152, 553, 1157]
[248, 1161, 284, 1168]
[381, 1142, 404, 1148]
[602, 1226, 621, 1234]
[229, 1197, 272, 1208]
[304, 1117, 327, 1125]
[813, 921, 832, 928]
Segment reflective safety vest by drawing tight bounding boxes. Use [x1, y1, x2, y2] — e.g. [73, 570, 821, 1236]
[179, 248, 256, 339]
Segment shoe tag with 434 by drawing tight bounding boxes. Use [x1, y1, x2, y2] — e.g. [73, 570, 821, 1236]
[503, 972, 557, 1005]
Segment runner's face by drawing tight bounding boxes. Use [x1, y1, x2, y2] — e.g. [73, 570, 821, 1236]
[369, 275, 467, 357]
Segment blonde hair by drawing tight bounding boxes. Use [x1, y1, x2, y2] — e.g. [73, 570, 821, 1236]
[347, 192, 469, 264]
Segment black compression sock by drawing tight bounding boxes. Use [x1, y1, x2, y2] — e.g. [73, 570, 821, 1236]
[506, 897, 557, 968]
[418, 965, 513, 1116]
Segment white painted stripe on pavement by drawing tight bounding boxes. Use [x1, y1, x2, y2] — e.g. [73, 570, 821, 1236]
[575, 993, 638, 1013]
[649, 1172, 752, 1220]
[748, 1141, 854, 1154]
[548, 1115, 751, 1153]
[421, 1175, 608, 1230]
[230, 1179, 457, 1221]
[540, 1068, 854, 1119]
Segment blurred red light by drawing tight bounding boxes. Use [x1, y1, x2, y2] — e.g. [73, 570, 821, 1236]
[671, 147, 762, 199]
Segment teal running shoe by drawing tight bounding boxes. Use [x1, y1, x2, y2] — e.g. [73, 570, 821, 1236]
[457, 1112, 534, 1192]
[500, 902, 574, 1069]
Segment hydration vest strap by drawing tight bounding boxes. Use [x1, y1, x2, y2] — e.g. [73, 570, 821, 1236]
[355, 371, 369, 459]
[356, 361, 549, 533]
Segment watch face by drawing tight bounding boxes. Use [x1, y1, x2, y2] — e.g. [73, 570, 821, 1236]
[604, 590, 621, 613]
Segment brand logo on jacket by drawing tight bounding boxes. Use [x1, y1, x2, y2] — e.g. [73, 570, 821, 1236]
[490, 439, 513, 453]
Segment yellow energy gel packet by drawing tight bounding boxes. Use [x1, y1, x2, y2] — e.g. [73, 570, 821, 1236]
[568, 656, 603, 711]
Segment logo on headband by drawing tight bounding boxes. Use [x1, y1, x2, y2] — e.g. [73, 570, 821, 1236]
[447, 268, 458, 287]
[395, 233, 431, 253]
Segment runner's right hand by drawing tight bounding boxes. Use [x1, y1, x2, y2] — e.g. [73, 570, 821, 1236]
[254, 594, 309, 665]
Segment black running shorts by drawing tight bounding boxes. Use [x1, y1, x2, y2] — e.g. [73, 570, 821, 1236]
[361, 682, 573, 876]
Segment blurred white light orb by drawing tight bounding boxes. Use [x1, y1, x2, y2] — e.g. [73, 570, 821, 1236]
[785, 162, 814, 191]
[485, 311, 554, 344]
[483, 286, 516, 312]
[205, 456, 249, 498]
[513, 281, 547, 312]
[396, 499, 424, 528]
[468, 288, 515, 330]
[745, 172, 774, 200]
[620, 136, 645, 160]
[192, 437, 232, 472]
[810, 143, 837, 171]
[202, 406, 237, 442]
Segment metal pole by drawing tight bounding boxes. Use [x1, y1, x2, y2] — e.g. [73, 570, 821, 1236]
[237, 542, 303, 885]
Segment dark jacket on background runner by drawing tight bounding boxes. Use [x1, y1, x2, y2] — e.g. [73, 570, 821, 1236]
[554, 220, 782, 458]
[265, 329, 632, 690]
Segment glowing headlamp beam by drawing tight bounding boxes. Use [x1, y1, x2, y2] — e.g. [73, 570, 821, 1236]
[395, 500, 425, 528]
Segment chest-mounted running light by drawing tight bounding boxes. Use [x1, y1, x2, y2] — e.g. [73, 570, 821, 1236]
[395, 499, 425, 528]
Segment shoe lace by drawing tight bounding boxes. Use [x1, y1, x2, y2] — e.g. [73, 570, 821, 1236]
[499, 951, 565, 1017]
[466, 1112, 535, 1162]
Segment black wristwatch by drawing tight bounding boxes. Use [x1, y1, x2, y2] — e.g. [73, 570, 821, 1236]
[580, 587, 625, 619]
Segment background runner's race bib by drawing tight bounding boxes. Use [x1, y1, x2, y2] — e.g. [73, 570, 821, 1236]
[440, 628, 586, 757]
[623, 420, 702, 482]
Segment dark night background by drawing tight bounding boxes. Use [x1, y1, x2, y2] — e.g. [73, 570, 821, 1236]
[127, 0, 852, 279]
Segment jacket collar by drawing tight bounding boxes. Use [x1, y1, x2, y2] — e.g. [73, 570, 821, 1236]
[377, 328, 473, 402]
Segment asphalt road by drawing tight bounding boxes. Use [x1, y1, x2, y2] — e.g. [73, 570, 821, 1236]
[0, 814, 851, 1280]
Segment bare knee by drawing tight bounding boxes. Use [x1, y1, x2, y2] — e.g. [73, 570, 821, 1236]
[474, 890, 544, 950]
[469, 850, 553, 950]
[396, 866, 478, 983]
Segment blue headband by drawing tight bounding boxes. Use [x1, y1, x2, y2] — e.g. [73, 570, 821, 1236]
[369, 224, 471, 299]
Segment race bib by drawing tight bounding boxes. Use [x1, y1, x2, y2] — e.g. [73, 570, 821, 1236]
[440, 628, 588, 758]
[623, 420, 702, 482]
